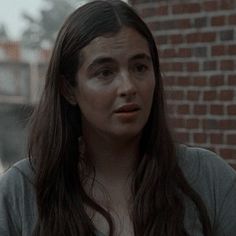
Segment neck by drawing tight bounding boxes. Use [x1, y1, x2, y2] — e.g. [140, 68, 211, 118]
[82, 132, 140, 184]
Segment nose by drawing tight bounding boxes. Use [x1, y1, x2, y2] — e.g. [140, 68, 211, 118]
[117, 71, 137, 98]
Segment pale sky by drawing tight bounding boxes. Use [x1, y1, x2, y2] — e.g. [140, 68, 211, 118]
[0, 0, 45, 40]
[0, 0, 129, 40]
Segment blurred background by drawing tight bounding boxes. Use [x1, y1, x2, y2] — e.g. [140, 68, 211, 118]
[0, 0, 89, 172]
[0, 0, 236, 172]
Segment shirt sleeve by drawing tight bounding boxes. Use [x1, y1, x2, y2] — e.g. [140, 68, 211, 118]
[215, 178, 236, 235]
[0, 168, 22, 236]
[196, 148, 236, 236]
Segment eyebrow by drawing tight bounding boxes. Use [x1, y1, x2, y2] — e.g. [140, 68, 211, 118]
[130, 53, 152, 63]
[87, 53, 152, 70]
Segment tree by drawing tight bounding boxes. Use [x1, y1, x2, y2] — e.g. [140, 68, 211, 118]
[0, 24, 9, 41]
[21, 0, 87, 49]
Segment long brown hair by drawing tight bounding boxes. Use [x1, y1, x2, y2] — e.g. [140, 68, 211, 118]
[28, 0, 213, 235]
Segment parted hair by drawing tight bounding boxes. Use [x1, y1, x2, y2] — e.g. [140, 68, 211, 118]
[29, 0, 213, 235]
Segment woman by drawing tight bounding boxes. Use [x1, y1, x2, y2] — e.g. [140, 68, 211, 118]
[0, 0, 236, 235]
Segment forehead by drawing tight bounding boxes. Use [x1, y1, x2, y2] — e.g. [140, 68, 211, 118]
[80, 27, 150, 64]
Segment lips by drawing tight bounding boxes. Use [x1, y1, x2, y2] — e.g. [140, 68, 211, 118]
[114, 103, 141, 113]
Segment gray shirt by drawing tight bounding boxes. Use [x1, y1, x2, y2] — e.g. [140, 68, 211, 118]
[0, 145, 236, 236]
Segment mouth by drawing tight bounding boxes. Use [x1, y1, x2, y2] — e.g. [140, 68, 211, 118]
[114, 104, 141, 113]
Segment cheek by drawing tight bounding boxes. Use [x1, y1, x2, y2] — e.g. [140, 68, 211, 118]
[76, 87, 113, 116]
[142, 78, 155, 102]
[77, 92, 99, 113]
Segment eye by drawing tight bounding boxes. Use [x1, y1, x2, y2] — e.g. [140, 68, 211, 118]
[95, 68, 114, 80]
[100, 69, 113, 77]
[133, 63, 149, 74]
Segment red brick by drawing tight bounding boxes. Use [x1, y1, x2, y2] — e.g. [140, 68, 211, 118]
[166, 103, 176, 112]
[160, 48, 176, 58]
[141, 7, 157, 18]
[211, 45, 226, 56]
[193, 47, 207, 57]
[194, 17, 208, 28]
[0, 42, 21, 61]
[220, 148, 236, 159]
[167, 90, 185, 100]
[194, 105, 207, 115]
[219, 119, 236, 129]
[229, 14, 236, 24]
[209, 75, 225, 86]
[170, 34, 184, 44]
[177, 76, 191, 86]
[220, 148, 230, 157]
[207, 146, 217, 153]
[177, 104, 190, 114]
[210, 133, 223, 144]
[203, 90, 217, 101]
[220, 30, 234, 41]
[227, 105, 236, 115]
[175, 19, 192, 29]
[157, 20, 176, 30]
[230, 164, 236, 170]
[186, 62, 199, 72]
[187, 91, 200, 101]
[192, 76, 208, 86]
[157, 6, 169, 16]
[202, 119, 219, 129]
[228, 45, 236, 55]
[220, 60, 234, 71]
[155, 35, 168, 45]
[171, 118, 185, 128]
[203, 1, 218, 11]
[178, 48, 192, 57]
[148, 21, 159, 31]
[175, 131, 190, 143]
[228, 75, 236, 85]
[157, 19, 190, 30]
[171, 62, 184, 72]
[201, 32, 216, 42]
[219, 0, 235, 10]
[167, 103, 175, 114]
[160, 62, 171, 71]
[203, 61, 217, 71]
[210, 105, 224, 115]
[194, 133, 207, 143]
[211, 16, 226, 26]
[163, 76, 177, 86]
[186, 33, 201, 43]
[172, 3, 201, 14]
[227, 134, 236, 145]
[219, 90, 234, 101]
[186, 118, 199, 129]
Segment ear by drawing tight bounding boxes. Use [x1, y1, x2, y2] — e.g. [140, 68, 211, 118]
[60, 77, 77, 105]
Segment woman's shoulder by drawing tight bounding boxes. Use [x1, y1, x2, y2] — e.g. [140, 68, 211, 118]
[176, 144, 236, 205]
[177, 145, 236, 234]
[177, 144, 236, 183]
[177, 144, 236, 210]
[0, 159, 37, 235]
[0, 158, 35, 194]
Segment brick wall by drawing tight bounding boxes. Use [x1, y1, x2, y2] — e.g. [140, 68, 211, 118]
[130, 0, 236, 168]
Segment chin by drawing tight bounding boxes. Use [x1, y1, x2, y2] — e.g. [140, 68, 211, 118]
[110, 126, 143, 139]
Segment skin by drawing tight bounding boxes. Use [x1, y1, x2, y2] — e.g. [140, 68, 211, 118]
[74, 26, 155, 183]
[69, 26, 155, 235]
[76, 28, 155, 140]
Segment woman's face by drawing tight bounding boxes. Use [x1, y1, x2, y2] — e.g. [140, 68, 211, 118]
[74, 27, 155, 139]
